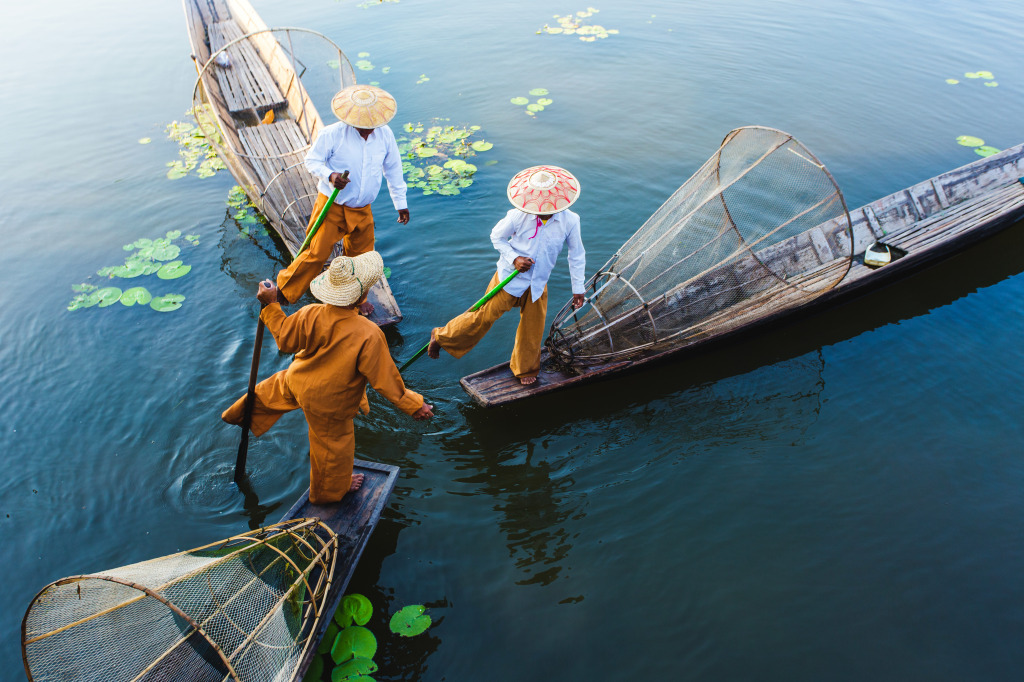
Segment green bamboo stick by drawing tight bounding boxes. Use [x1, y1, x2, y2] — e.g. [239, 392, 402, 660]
[297, 177, 344, 256]
[399, 269, 520, 372]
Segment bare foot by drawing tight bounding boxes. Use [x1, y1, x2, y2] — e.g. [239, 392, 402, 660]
[519, 375, 537, 385]
[359, 300, 375, 316]
[349, 473, 365, 492]
[427, 335, 441, 359]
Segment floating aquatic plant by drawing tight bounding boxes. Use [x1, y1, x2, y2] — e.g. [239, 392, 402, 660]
[539, 8, 618, 41]
[511, 89, 554, 117]
[416, 73, 429, 84]
[331, 626, 377, 664]
[357, 0, 398, 8]
[67, 229, 196, 313]
[956, 135, 984, 147]
[396, 120, 492, 196]
[948, 70, 996, 86]
[165, 107, 227, 180]
[334, 594, 373, 628]
[138, 137, 151, 144]
[389, 604, 431, 637]
[975, 145, 1001, 157]
[227, 185, 270, 237]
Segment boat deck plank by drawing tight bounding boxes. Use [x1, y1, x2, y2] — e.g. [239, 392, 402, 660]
[209, 20, 286, 114]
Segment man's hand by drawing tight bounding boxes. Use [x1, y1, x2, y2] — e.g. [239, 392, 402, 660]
[412, 402, 434, 420]
[572, 293, 585, 309]
[397, 208, 410, 224]
[257, 279, 278, 306]
[513, 256, 535, 273]
[329, 172, 351, 190]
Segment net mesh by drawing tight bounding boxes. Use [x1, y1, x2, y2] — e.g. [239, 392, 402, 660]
[547, 126, 853, 365]
[22, 518, 338, 682]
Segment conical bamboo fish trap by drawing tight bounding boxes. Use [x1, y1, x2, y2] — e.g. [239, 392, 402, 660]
[22, 518, 338, 682]
[547, 126, 854, 365]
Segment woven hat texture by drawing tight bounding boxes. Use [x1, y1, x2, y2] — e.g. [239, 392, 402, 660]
[506, 165, 580, 215]
[331, 85, 397, 128]
[310, 251, 384, 306]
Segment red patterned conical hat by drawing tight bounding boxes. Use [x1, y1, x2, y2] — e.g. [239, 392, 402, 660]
[506, 165, 580, 215]
[331, 85, 397, 128]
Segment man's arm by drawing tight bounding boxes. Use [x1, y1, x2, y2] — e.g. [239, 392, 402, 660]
[381, 130, 409, 221]
[357, 330, 432, 418]
[489, 211, 520, 265]
[257, 281, 311, 354]
[566, 216, 587, 307]
[303, 127, 336, 184]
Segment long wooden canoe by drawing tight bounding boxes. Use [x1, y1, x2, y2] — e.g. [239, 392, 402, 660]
[182, 0, 402, 325]
[281, 459, 399, 679]
[462, 143, 1024, 407]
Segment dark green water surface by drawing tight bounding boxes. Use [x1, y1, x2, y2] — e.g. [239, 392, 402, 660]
[3, 0, 1024, 679]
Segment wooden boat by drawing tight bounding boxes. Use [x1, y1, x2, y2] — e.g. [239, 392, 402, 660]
[280, 459, 398, 679]
[181, 0, 402, 326]
[462, 140, 1024, 407]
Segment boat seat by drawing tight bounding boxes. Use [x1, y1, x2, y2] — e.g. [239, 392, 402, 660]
[209, 20, 287, 115]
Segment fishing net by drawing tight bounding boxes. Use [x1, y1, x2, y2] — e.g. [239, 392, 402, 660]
[22, 518, 337, 682]
[547, 126, 853, 365]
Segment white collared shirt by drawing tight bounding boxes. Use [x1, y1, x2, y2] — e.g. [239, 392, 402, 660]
[304, 122, 408, 210]
[490, 208, 586, 302]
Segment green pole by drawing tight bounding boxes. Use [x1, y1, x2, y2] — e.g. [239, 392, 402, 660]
[399, 269, 520, 372]
[235, 177, 344, 483]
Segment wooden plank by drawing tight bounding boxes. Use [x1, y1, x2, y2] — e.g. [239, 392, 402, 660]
[931, 178, 950, 209]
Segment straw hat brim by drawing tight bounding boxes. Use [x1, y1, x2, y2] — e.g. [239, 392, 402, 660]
[310, 251, 384, 307]
[506, 165, 581, 215]
[331, 85, 397, 129]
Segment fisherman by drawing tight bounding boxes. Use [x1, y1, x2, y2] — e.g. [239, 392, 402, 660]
[276, 85, 409, 312]
[224, 251, 433, 503]
[427, 165, 586, 385]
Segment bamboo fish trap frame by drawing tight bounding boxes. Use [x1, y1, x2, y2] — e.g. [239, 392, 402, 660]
[547, 126, 855, 366]
[21, 518, 338, 682]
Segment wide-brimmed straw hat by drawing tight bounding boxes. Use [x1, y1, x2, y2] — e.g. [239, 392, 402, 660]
[506, 165, 580, 215]
[331, 85, 397, 128]
[310, 251, 384, 307]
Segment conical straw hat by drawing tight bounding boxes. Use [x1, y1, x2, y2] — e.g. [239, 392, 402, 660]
[310, 251, 385, 307]
[331, 85, 397, 128]
[506, 165, 580, 215]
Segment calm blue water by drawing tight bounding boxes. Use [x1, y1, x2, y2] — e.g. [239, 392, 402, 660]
[3, 0, 1024, 679]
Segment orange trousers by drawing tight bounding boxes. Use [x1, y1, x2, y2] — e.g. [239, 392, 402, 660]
[434, 271, 548, 378]
[222, 370, 356, 504]
[276, 193, 375, 303]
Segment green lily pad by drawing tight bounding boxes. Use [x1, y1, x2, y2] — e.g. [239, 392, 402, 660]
[945, 78, 959, 84]
[318, 622, 340, 654]
[71, 283, 96, 293]
[331, 657, 378, 682]
[382, 266, 392, 278]
[976, 70, 994, 79]
[389, 604, 431, 637]
[157, 260, 192, 280]
[68, 291, 102, 310]
[965, 72, 980, 78]
[152, 243, 181, 261]
[112, 261, 147, 278]
[138, 137, 151, 144]
[470, 140, 493, 152]
[416, 147, 437, 157]
[545, 26, 563, 34]
[527, 103, 545, 112]
[166, 166, 188, 180]
[975, 145, 1000, 157]
[536, 98, 553, 106]
[358, 51, 370, 58]
[150, 294, 185, 312]
[510, 96, 529, 105]
[119, 287, 152, 306]
[528, 88, 549, 96]
[956, 135, 984, 147]
[984, 81, 998, 87]
[133, 238, 154, 249]
[330, 626, 376, 664]
[166, 230, 181, 240]
[302, 655, 324, 682]
[356, 60, 374, 71]
[382, 66, 391, 74]
[96, 287, 123, 307]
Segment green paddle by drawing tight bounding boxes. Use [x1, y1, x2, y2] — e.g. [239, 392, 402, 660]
[399, 269, 520, 372]
[234, 180, 344, 484]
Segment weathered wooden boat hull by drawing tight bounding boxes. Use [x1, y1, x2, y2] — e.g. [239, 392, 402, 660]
[281, 459, 398, 679]
[182, 0, 402, 326]
[461, 143, 1024, 407]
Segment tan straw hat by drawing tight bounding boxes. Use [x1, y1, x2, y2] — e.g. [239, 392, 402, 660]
[310, 251, 385, 307]
[331, 85, 397, 128]
[506, 165, 580, 215]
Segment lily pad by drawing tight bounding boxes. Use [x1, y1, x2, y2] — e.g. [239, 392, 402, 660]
[96, 287, 123, 307]
[529, 88, 549, 96]
[157, 260, 192, 280]
[965, 72, 981, 78]
[166, 230, 181, 240]
[356, 60, 374, 71]
[330, 626, 376, 664]
[984, 81, 998, 87]
[119, 287, 152, 306]
[152, 243, 181, 261]
[956, 135, 984, 147]
[382, 266, 392, 278]
[975, 145, 1000, 157]
[319, 622, 340, 654]
[945, 78, 959, 84]
[331, 657, 378, 682]
[150, 294, 185, 312]
[358, 51, 370, 58]
[68, 291, 102, 310]
[527, 103, 545, 112]
[389, 604, 431, 637]
[470, 140, 493, 152]
[138, 137, 151, 144]
[976, 71, 994, 79]
[416, 147, 438, 158]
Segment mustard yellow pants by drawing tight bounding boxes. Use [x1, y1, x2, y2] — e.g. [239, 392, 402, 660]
[434, 271, 548, 378]
[222, 370, 356, 504]
[276, 193, 375, 303]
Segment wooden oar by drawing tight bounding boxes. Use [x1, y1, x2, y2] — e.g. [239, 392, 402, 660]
[399, 269, 520, 372]
[234, 180, 344, 484]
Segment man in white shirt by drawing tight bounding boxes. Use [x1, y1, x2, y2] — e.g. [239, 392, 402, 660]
[276, 85, 409, 312]
[427, 166, 586, 385]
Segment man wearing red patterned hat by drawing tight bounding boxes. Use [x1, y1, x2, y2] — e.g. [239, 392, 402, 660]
[427, 166, 586, 385]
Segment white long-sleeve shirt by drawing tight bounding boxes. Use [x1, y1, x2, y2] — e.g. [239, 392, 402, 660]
[490, 208, 586, 302]
[304, 122, 408, 210]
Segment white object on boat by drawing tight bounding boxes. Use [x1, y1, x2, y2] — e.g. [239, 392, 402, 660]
[214, 51, 232, 68]
[864, 241, 892, 267]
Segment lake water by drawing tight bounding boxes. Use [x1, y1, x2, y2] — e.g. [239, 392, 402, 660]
[3, 0, 1024, 679]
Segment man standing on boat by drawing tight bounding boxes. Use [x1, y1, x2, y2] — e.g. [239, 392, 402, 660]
[224, 251, 433, 503]
[276, 85, 409, 312]
[427, 165, 586, 385]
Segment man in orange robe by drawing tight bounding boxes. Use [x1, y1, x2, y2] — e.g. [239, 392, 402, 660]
[224, 251, 432, 503]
